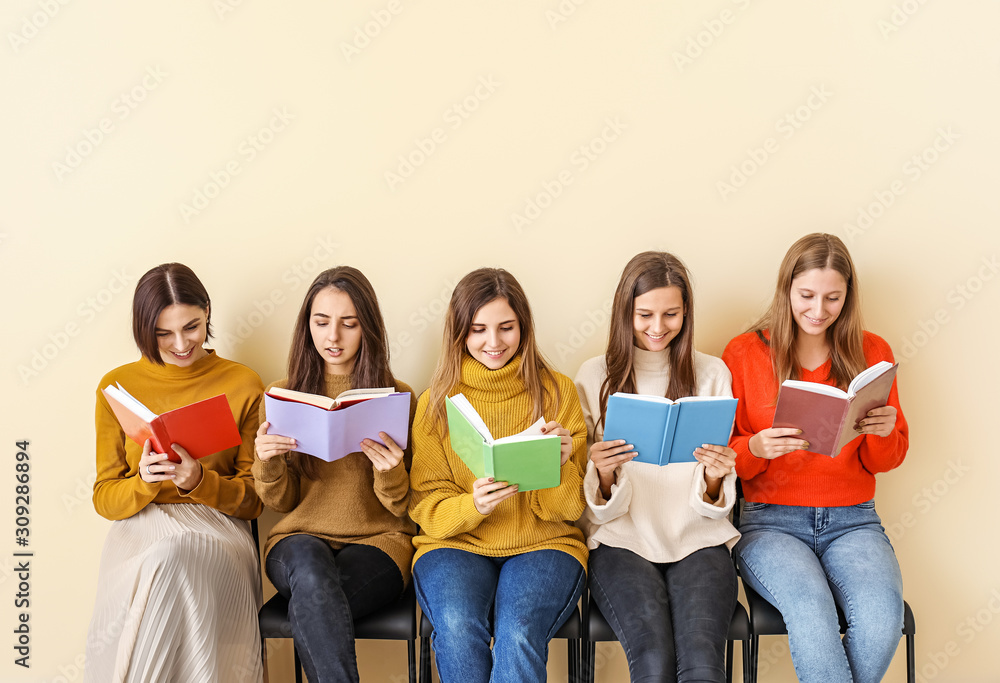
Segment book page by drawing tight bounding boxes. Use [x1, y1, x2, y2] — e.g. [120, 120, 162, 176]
[334, 386, 396, 402]
[106, 384, 157, 422]
[611, 391, 675, 404]
[781, 379, 848, 399]
[847, 361, 895, 398]
[448, 393, 495, 443]
[267, 386, 337, 410]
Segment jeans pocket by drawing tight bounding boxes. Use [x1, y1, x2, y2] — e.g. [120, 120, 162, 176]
[855, 499, 876, 509]
[743, 501, 769, 513]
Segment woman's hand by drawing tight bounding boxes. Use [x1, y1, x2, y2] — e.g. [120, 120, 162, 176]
[169, 443, 204, 491]
[748, 428, 809, 459]
[472, 477, 517, 515]
[695, 443, 736, 501]
[360, 432, 404, 472]
[540, 421, 572, 466]
[856, 405, 897, 438]
[255, 421, 296, 462]
[589, 439, 635, 500]
[138, 439, 175, 483]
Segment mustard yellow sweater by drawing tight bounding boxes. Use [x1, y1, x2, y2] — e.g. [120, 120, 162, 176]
[254, 375, 417, 584]
[93, 350, 264, 521]
[409, 354, 589, 570]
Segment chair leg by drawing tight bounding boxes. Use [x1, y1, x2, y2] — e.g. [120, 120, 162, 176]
[742, 639, 752, 683]
[260, 639, 269, 683]
[586, 640, 596, 683]
[419, 635, 432, 683]
[750, 635, 759, 683]
[906, 633, 915, 683]
[294, 646, 303, 683]
[567, 638, 577, 683]
[725, 640, 733, 683]
[407, 638, 416, 683]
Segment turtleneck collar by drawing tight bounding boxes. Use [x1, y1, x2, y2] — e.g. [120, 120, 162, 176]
[632, 345, 671, 374]
[457, 350, 526, 404]
[137, 348, 222, 380]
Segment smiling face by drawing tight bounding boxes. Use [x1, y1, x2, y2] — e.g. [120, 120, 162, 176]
[632, 286, 685, 352]
[466, 297, 521, 370]
[155, 304, 209, 367]
[310, 287, 362, 375]
[789, 267, 848, 338]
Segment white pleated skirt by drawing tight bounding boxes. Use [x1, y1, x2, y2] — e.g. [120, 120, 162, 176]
[85, 504, 263, 683]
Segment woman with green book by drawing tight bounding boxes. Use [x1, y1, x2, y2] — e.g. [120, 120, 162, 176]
[408, 267, 588, 682]
[253, 267, 417, 682]
[575, 251, 740, 683]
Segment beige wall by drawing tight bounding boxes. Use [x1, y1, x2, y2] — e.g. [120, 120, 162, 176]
[2, 2, 998, 681]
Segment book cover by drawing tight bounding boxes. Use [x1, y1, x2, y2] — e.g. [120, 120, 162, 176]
[445, 393, 561, 492]
[102, 385, 242, 463]
[603, 393, 738, 466]
[264, 391, 410, 462]
[772, 361, 898, 457]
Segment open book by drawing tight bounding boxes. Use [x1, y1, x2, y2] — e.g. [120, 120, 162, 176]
[102, 383, 242, 463]
[603, 393, 738, 466]
[771, 361, 898, 457]
[264, 388, 410, 462]
[445, 393, 561, 492]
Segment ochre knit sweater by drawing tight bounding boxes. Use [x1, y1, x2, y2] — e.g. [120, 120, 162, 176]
[723, 330, 908, 506]
[408, 353, 589, 570]
[253, 374, 417, 584]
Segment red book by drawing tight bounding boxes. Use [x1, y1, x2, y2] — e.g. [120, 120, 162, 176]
[102, 384, 242, 463]
[771, 361, 898, 457]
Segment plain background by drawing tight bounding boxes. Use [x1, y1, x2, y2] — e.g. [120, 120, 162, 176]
[2, 2, 998, 681]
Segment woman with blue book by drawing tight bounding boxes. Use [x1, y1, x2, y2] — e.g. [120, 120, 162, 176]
[574, 251, 740, 683]
[253, 267, 417, 682]
[408, 267, 588, 682]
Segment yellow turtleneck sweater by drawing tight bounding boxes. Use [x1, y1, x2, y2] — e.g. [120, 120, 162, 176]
[93, 350, 264, 521]
[409, 354, 589, 570]
[254, 374, 418, 584]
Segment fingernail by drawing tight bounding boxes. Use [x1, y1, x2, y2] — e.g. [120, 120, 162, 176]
[857, 420, 865, 427]
[702, 444, 710, 448]
[169, 466, 176, 471]
[796, 429, 803, 434]
[488, 478, 494, 483]
[618, 440, 626, 445]
[802, 442, 810, 448]
[867, 411, 875, 417]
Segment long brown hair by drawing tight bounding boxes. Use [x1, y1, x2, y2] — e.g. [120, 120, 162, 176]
[425, 268, 560, 436]
[285, 266, 394, 478]
[750, 233, 866, 393]
[132, 263, 213, 364]
[597, 252, 697, 429]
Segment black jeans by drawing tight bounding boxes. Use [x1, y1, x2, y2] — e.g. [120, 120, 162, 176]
[266, 534, 403, 683]
[589, 544, 737, 683]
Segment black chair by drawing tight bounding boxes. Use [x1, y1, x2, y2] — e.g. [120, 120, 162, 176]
[419, 606, 583, 682]
[252, 521, 418, 683]
[581, 590, 752, 683]
[741, 583, 916, 683]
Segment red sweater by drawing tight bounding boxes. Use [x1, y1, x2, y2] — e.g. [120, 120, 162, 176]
[722, 330, 908, 506]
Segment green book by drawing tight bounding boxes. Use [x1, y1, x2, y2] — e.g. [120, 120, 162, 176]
[445, 393, 561, 492]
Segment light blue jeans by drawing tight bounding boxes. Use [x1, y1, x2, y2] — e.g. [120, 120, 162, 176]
[734, 500, 903, 683]
[413, 547, 585, 683]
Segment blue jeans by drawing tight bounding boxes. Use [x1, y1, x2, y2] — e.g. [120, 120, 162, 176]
[589, 544, 737, 683]
[266, 535, 403, 683]
[413, 548, 586, 683]
[734, 501, 903, 683]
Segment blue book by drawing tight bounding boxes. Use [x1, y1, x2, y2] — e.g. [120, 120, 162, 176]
[603, 393, 738, 466]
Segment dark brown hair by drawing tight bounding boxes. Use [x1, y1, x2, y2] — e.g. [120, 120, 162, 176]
[285, 266, 394, 479]
[425, 268, 560, 436]
[132, 263, 212, 365]
[750, 233, 866, 393]
[598, 251, 696, 429]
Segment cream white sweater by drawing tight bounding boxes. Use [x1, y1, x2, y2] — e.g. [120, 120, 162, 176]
[574, 347, 740, 562]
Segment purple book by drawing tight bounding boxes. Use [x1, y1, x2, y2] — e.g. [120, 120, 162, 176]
[264, 392, 410, 461]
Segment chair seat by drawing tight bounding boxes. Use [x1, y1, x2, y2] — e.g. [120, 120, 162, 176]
[744, 584, 915, 636]
[586, 594, 751, 641]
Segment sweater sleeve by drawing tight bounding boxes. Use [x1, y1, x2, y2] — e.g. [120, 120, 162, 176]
[251, 382, 301, 513]
[722, 335, 771, 482]
[178, 392, 263, 519]
[92, 389, 161, 521]
[408, 394, 487, 539]
[372, 387, 418, 518]
[528, 375, 587, 523]
[856, 338, 909, 474]
[582, 459, 632, 524]
[690, 464, 737, 519]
